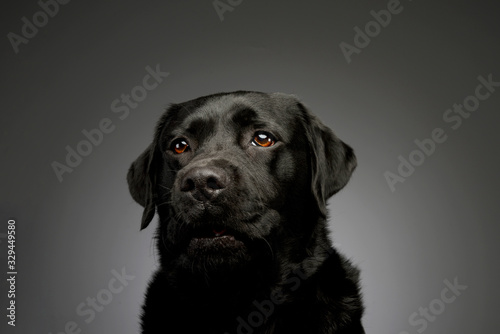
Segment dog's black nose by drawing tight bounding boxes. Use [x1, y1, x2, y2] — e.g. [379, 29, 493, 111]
[180, 167, 228, 202]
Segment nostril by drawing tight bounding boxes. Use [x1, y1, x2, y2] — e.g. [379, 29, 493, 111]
[207, 177, 223, 190]
[181, 178, 195, 192]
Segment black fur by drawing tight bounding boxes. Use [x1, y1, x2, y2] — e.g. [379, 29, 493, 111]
[127, 91, 365, 333]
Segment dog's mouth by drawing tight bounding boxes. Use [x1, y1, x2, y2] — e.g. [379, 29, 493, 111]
[208, 228, 229, 238]
[191, 225, 232, 238]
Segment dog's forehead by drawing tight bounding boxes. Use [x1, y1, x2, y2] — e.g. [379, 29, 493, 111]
[169, 92, 302, 136]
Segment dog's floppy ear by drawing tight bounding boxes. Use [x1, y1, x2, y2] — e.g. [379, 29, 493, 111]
[127, 143, 157, 230]
[299, 103, 357, 217]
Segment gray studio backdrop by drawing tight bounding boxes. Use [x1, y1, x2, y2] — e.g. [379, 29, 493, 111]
[1, 1, 499, 333]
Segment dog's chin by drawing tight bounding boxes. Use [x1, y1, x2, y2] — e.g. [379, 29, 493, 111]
[184, 234, 251, 272]
[168, 222, 277, 278]
[187, 234, 245, 256]
[168, 212, 276, 275]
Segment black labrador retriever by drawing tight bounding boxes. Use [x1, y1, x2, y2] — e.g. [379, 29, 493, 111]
[128, 91, 365, 333]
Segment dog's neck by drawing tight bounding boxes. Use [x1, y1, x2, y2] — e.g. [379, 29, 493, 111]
[159, 256, 275, 312]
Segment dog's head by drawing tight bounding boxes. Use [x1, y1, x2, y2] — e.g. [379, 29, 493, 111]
[128, 91, 356, 277]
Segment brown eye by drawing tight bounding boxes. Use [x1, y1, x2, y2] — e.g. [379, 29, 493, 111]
[171, 138, 189, 154]
[252, 132, 276, 147]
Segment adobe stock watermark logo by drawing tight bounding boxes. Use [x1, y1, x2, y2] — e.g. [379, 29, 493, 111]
[339, 0, 415, 64]
[51, 64, 169, 182]
[384, 73, 499, 192]
[398, 277, 467, 334]
[213, 0, 244, 21]
[48, 267, 135, 334]
[7, 0, 72, 54]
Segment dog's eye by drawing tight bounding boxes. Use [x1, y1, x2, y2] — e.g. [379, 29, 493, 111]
[252, 132, 276, 147]
[171, 138, 190, 154]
